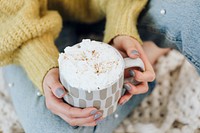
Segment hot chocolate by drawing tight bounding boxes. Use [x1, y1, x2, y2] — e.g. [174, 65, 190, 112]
[58, 39, 144, 117]
[58, 39, 124, 92]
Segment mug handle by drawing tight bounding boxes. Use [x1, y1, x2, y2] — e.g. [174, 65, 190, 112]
[124, 57, 145, 71]
[123, 57, 145, 86]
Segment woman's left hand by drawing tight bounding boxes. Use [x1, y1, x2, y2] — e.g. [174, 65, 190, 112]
[111, 35, 155, 105]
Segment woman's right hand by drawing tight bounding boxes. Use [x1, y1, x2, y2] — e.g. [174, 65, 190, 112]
[112, 36, 156, 105]
[43, 68, 103, 126]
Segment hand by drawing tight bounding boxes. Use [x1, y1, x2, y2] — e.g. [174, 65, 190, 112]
[112, 36, 155, 105]
[43, 68, 103, 126]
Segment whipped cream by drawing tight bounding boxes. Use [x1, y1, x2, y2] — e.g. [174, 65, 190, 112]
[58, 39, 124, 92]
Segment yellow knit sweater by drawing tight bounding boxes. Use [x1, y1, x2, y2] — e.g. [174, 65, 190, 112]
[0, 0, 147, 93]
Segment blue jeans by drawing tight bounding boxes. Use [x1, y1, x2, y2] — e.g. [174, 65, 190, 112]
[137, 0, 200, 74]
[2, 21, 155, 133]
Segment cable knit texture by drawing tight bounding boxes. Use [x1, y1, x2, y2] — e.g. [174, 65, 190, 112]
[0, 0, 147, 93]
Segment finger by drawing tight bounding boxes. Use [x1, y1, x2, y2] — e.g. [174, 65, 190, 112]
[134, 69, 155, 82]
[82, 115, 104, 126]
[43, 85, 62, 102]
[44, 86, 67, 117]
[59, 112, 103, 126]
[120, 41, 140, 59]
[123, 82, 149, 95]
[44, 68, 67, 98]
[82, 122, 97, 127]
[118, 81, 148, 105]
[112, 36, 155, 81]
[63, 102, 100, 118]
[52, 99, 99, 118]
[44, 86, 99, 118]
[59, 96, 100, 118]
[126, 48, 140, 59]
[49, 81, 67, 98]
[118, 90, 132, 105]
[113, 36, 140, 59]
[119, 38, 155, 82]
[135, 45, 156, 82]
[124, 68, 135, 78]
[118, 50, 128, 58]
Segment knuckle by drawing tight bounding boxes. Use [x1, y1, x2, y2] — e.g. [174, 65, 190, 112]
[143, 87, 149, 93]
[69, 120, 77, 126]
[135, 75, 142, 81]
[130, 89, 136, 94]
[51, 110, 56, 115]
[90, 122, 97, 127]
[45, 101, 57, 114]
[135, 72, 144, 81]
[45, 101, 52, 110]
[49, 81, 58, 89]
[88, 116, 95, 123]
[67, 107, 74, 117]
[149, 73, 156, 81]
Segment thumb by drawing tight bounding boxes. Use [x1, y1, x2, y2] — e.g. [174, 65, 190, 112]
[122, 43, 140, 59]
[50, 81, 68, 98]
[117, 36, 140, 59]
[126, 48, 140, 59]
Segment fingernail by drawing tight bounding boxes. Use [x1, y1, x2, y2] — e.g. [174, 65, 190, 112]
[94, 113, 102, 120]
[129, 70, 135, 77]
[55, 88, 65, 97]
[90, 110, 97, 115]
[131, 50, 139, 56]
[123, 84, 131, 91]
[132, 80, 141, 86]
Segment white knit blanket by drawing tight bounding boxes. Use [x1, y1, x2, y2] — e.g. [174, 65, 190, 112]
[1, 50, 200, 133]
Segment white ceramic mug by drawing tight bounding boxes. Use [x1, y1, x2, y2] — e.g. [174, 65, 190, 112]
[59, 41, 145, 117]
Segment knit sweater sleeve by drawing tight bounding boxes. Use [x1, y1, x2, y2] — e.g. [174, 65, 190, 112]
[48, 0, 147, 44]
[101, 0, 148, 44]
[0, 0, 62, 93]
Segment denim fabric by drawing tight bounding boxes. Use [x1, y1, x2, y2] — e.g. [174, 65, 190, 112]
[137, 0, 200, 74]
[2, 21, 155, 133]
